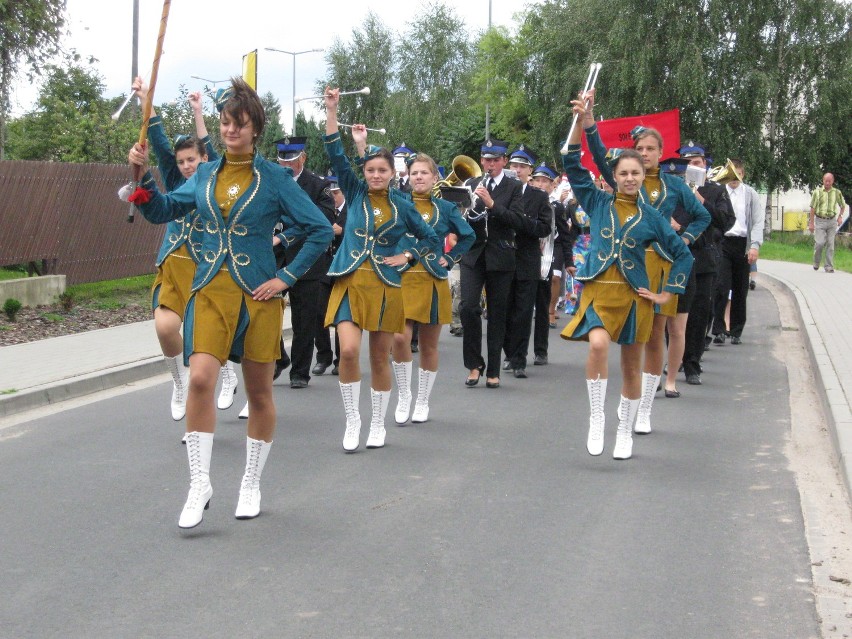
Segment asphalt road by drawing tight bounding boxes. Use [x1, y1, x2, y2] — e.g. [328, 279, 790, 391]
[0, 286, 821, 638]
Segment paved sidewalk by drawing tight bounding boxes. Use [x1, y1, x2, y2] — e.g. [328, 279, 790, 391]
[0, 306, 291, 417]
[760, 259, 852, 497]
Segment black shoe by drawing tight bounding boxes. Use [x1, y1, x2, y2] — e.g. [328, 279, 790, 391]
[713, 333, 726, 345]
[749, 280, 756, 290]
[686, 373, 702, 385]
[312, 362, 330, 376]
[466, 365, 485, 387]
[502, 360, 513, 371]
[533, 354, 548, 366]
[731, 336, 742, 345]
[664, 388, 681, 398]
[290, 378, 308, 389]
[486, 378, 500, 389]
[331, 365, 339, 375]
[513, 368, 527, 379]
[273, 357, 290, 381]
[411, 342, 419, 353]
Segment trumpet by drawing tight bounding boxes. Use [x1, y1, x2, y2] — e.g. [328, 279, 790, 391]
[338, 122, 386, 135]
[559, 62, 602, 154]
[295, 87, 370, 102]
[707, 159, 742, 185]
[111, 91, 136, 121]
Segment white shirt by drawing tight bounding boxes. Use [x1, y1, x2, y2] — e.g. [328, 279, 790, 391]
[484, 171, 505, 189]
[725, 183, 748, 238]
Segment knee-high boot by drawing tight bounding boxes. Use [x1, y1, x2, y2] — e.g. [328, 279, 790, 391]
[164, 355, 189, 421]
[411, 368, 437, 423]
[366, 388, 390, 448]
[392, 360, 412, 424]
[178, 431, 214, 529]
[614, 395, 640, 460]
[634, 372, 660, 434]
[235, 436, 272, 519]
[340, 380, 361, 452]
[586, 376, 607, 456]
[217, 360, 239, 410]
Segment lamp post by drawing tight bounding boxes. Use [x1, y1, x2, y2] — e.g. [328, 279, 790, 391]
[190, 75, 229, 87]
[264, 47, 324, 134]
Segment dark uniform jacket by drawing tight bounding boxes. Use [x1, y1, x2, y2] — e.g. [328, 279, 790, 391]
[275, 169, 337, 281]
[673, 180, 735, 275]
[552, 200, 575, 271]
[514, 184, 554, 281]
[461, 173, 525, 272]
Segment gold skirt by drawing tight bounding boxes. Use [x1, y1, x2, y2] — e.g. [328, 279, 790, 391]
[184, 268, 283, 364]
[561, 264, 654, 345]
[401, 265, 451, 325]
[151, 244, 196, 319]
[325, 265, 405, 333]
[646, 248, 678, 317]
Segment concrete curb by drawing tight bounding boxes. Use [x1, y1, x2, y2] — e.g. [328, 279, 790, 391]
[762, 271, 852, 499]
[0, 326, 292, 419]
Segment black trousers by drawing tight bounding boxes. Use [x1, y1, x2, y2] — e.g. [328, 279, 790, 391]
[460, 258, 513, 379]
[288, 278, 326, 381]
[314, 279, 335, 367]
[503, 276, 539, 369]
[533, 278, 552, 358]
[712, 236, 750, 338]
[682, 271, 714, 376]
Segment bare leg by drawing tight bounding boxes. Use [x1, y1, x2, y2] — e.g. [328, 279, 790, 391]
[417, 324, 442, 371]
[336, 320, 363, 383]
[586, 327, 611, 380]
[642, 313, 667, 376]
[185, 352, 221, 434]
[664, 313, 688, 392]
[620, 342, 644, 399]
[154, 306, 183, 357]
[242, 359, 276, 442]
[392, 321, 415, 364]
[368, 331, 394, 391]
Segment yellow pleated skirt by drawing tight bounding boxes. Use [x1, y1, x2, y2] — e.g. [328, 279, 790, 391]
[401, 264, 451, 325]
[561, 264, 654, 345]
[151, 244, 196, 319]
[184, 268, 283, 364]
[325, 264, 405, 333]
[646, 248, 678, 317]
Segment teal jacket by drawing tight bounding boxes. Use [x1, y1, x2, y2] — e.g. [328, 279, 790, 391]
[324, 133, 443, 287]
[562, 145, 693, 294]
[147, 115, 219, 266]
[584, 123, 710, 256]
[135, 152, 333, 293]
[398, 196, 475, 280]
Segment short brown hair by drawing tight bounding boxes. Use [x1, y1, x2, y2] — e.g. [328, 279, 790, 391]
[221, 76, 266, 140]
[613, 148, 646, 173]
[408, 153, 439, 176]
[633, 128, 664, 150]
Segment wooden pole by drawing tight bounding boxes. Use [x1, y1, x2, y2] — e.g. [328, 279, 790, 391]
[137, 0, 172, 147]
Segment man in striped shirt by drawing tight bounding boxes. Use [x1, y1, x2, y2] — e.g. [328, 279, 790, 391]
[809, 173, 847, 273]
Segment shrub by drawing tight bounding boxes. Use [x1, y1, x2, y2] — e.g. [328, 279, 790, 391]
[3, 298, 23, 321]
[58, 291, 75, 311]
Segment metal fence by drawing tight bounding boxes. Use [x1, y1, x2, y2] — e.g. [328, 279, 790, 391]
[0, 161, 165, 285]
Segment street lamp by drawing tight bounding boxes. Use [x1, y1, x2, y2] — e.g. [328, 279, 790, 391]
[264, 47, 324, 134]
[190, 75, 229, 86]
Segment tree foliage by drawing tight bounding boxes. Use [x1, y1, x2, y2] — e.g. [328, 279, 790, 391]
[0, 0, 66, 159]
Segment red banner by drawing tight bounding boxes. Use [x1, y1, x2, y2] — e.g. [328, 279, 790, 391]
[579, 108, 681, 176]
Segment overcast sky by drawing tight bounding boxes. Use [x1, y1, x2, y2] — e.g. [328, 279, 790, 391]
[9, 0, 529, 127]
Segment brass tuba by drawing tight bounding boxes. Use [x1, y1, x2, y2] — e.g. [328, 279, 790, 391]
[707, 159, 742, 185]
[432, 155, 483, 196]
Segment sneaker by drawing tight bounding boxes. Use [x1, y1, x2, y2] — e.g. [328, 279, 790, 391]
[713, 333, 726, 345]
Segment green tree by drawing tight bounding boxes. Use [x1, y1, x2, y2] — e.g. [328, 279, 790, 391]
[294, 111, 330, 177]
[0, 0, 66, 159]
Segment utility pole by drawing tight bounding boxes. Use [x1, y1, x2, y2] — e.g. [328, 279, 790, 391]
[485, 0, 492, 140]
[131, 0, 139, 113]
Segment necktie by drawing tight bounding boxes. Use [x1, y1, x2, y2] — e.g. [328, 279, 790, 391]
[486, 177, 494, 193]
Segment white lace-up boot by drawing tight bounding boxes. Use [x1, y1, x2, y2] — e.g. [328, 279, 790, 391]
[411, 368, 437, 423]
[217, 361, 239, 410]
[586, 376, 607, 456]
[164, 355, 189, 421]
[392, 360, 412, 424]
[235, 437, 272, 519]
[614, 395, 640, 460]
[238, 401, 249, 419]
[634, 372, 660, 434]
[340, 381, 362, 452]
[178, 431, 214, 528]
[366, 388, 390, 448]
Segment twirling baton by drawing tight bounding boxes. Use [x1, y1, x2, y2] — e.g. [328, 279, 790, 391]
[559, 62, 601, 155]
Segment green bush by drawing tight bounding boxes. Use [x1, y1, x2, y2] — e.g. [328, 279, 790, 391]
[3, 298, 23, 321]
[58, 291, 75, 311]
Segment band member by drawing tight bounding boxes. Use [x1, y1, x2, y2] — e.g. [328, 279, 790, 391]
[583, 93, 709, 434]
[393, 142, 416, 192]
[129, 77, 333, 528]
[674, 144, 735, 386]
[317, 174, 347, 375]
[323, 90, 442, 452]
[502, 146, 552, 378]
[460, 138, 525, 389]
[390, 153, 474, 424]
[529, 163, 575, 366]
[130, 78, 243, 423]
[562, 93, 693, 460]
